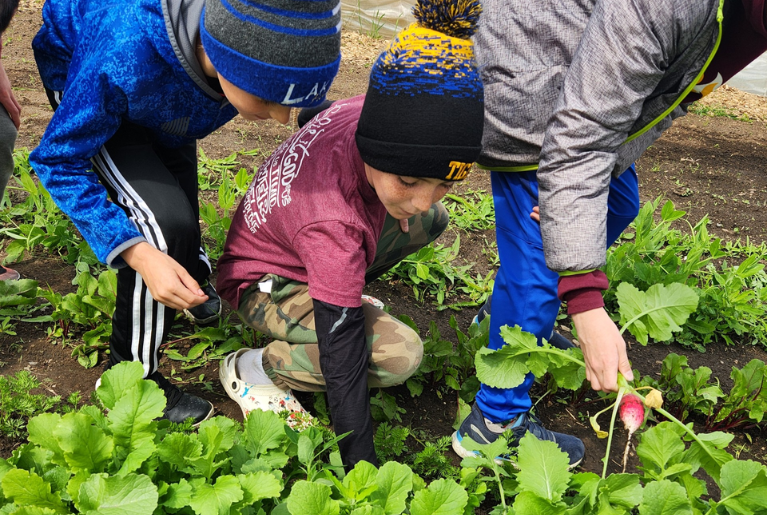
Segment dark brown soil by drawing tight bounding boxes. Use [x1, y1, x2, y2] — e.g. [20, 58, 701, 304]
[2, 4, 767, 484]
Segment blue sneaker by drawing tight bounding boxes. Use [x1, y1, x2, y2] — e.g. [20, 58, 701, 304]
[452, 403, 584, 468]
[474, 296, 492, 325]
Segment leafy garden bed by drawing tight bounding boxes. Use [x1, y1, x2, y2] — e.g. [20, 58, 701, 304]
[3, 4, 767, 514]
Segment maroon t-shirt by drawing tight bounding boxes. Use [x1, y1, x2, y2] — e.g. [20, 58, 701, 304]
[217, 95, 387, 308]
[684, 0, 767, 103]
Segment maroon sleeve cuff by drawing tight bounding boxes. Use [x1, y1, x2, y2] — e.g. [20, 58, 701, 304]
[558, 270, 609, 315]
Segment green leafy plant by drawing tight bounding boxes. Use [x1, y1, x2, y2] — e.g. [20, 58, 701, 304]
[0, 371, 81, 440]
[0, 361, 478, 515]
[605, 197, 767, 350]
[353, 0, 387, 39]
[639, 353, 724, 422]
[163, 314, 252, 371]
[0, 279, 39, 315]
[462, 424, 767, 515]
[688, 101, 753, 122]
[443, 190, 495, 232]
[0, 162, 91, 267]
[472, 282, 700, 395]
[404, 315, 487, 405]
[708, 358, 767, 432]
[370, 389, 406, 423]
[38, 269, 117, 368]
[383, 237, 471, 305]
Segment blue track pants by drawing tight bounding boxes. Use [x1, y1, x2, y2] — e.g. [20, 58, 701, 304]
[475, 165, 639, 423]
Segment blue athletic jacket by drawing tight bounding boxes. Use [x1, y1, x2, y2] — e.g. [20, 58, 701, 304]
[30, 0, 238, 267]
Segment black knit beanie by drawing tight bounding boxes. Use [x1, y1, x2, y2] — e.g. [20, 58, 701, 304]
[355, 0, 484, 181]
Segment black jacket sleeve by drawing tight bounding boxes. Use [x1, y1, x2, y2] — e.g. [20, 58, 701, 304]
[297, 99, 335, 128]
[312, 298, 378, 470]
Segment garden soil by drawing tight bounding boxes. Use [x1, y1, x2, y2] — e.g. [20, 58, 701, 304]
[3, 2, 767, 487]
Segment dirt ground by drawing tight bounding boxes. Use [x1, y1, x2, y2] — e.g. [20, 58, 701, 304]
[2, 3, 767, 482]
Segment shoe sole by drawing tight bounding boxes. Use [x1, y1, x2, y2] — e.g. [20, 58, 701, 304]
[193, 403, 215, 427]
[451, 431, 582, 470]
[183, 307, 221, 325]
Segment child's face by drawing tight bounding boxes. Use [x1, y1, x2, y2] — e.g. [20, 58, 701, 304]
[218, 74, 292, 125]
[364, 164, 454, 220]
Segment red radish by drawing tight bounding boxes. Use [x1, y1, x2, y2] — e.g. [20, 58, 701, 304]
[619, 394, 645, 434]
[619, 393, 645, 472]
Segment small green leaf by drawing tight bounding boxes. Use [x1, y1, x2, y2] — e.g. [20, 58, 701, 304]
[157, 433, 202, 469]
[636, 422, 686, 474]
[189, 475, 243, 515]
[475, 326, 539, 389]
[244, 410, 288, 456]
[638, 479, 691, 515]
[512, 491, 567, 514]
[53, 413, 114, 473]
[718, 460, 767, 515]
[0, 279, 39, 308]
[162, 479, 193, 510]
[187, 342, 210, 361]
[683, 432, 734, 483]
[1, 470, 66, 514]
[343, 461, 378, 501]
[516, 433, 571, 502]
[286, 481, 339, 515]
[26, 414, 66, 467]
[600, 474, 643, 510]
[616, 283, 698, 345]
[107, 379, 165, 474]
[96, 361, 146, 411]
[77, 473, 159, 515]
[409, 478, 468, 515]
[237, 472, 282, 504]
[371, 461, 413, 515]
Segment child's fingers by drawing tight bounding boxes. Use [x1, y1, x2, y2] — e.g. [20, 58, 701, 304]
[399, 218, 410, 233]
[530, 206, 540, 223]
[175, 266, 205, 297]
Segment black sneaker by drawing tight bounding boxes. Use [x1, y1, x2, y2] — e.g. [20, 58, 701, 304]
[149, 372, 214, 426]
[184, 281, 222, 325]
[549, 331, 576, 350]
[473, 293, 575, 351]
[452, 403, 584, 468]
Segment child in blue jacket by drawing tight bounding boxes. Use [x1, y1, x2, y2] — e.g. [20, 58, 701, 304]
[30, 0, 342, 424]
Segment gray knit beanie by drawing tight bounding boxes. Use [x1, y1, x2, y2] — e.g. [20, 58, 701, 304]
[200, 0, 342, 107]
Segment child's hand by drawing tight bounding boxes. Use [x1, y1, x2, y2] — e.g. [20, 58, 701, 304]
[399, 219, 409, 233]
[571, 307, 634, 392]
[121, 242, 208, 311]
[530, 206, 540, 223]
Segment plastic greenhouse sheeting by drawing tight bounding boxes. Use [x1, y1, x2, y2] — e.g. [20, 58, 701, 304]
[341, 0, 415, 38]
[342, 3, 767, 98]
[727, 52, 767, 97]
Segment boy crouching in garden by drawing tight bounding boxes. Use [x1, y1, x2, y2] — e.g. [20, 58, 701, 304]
[216, 0, 484, 470]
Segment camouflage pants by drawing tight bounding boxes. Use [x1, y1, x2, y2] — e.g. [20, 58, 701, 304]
[237, 203, 449, 392]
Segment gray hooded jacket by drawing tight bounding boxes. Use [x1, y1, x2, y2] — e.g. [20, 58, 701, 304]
[537, 0, 723, 273]
[474, 0, 722, 273]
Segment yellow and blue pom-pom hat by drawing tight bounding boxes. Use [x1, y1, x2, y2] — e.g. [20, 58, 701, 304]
[355, 0, 484, 181]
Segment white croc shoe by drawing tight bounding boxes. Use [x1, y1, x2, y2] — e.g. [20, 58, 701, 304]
[220, 349, 313, 431]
